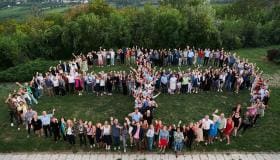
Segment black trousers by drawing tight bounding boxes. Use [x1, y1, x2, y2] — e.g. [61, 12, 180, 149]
[27, 122, 32, 135]
[67, 134, 75, 145]
[204, 57, 209, 66]
[69, 83, 75, 94]
[43, 125, 52, 137]
[87, 135, 94, 146]
[186, 138, 194, 150]
[181, 84, 187, 94]
[79, 133, 87, 146]
[9, 110, 19, 126]
[238, 123, 251, 134]
[203, 129, 209, 141]
[54, 87, 59, 95]
[54, 131, 60, 141]
[161, 83, 168, 93]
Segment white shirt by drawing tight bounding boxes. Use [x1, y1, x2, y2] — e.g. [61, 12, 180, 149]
[52, 77, 59, 87]
[146, 128, 155, 138]
[67, 127, 73, 135]
[202, 118, 213, 130]
[100, 79, 105, 86]
[204, 50, 210, 57]
[110, 51, 115, 58]
[103, 126, 111, 135]
[68, 75, 75, 83]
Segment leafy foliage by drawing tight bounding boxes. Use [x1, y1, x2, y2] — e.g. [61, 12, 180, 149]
[0, 59, 58, 82]
[0, 0, 280, 70]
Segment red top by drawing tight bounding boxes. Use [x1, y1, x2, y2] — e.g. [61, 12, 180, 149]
[223, 119, 234, 135]
[198, 50, 204, 58]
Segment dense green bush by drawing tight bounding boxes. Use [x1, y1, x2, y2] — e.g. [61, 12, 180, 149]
[0, 59, 58, 82]
[267, 49, 280, 64]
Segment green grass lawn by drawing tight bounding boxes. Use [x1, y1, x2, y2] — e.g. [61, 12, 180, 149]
[0, 46, 279, 152]
[0, 5, 71, 21]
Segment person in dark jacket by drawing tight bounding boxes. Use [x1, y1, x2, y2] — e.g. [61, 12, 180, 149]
[186, 124, 196, 150]
[51, 117, 60, 142]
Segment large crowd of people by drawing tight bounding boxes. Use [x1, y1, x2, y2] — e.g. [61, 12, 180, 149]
[5, 46, 270, 156]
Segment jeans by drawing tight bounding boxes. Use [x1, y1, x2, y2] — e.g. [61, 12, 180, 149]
[225, 81, 232, 91]
[187, 57, 193, 66]
[174, 141, 183, 152]
[86, 83, 93, 93]
[147, 137, 154, 151]
[197, 57, 202, 65]
[111, 58, 115, 65]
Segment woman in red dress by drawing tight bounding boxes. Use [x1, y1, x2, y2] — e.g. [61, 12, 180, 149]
[223, 118, 234, 145]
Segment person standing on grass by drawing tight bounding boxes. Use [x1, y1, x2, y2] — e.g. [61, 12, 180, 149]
[51, 117, 60, 143]
[132, 122, 144, 151]
[31, 114, 42, 137]
[5, 94, 19, 128]
[174, 127, 184, 157]
[39, 109, 55, 138]
[238, 111, 252, 135]
[52, 75, 59, 96]
[95, 123, 102, 148]
[194, 121, 204, 144]
[74, 74, 83, 96]
[97, 50, 103, 67]
[66, 72, 75, 94]
[158, 125, 169, 154]
[66, 119, 75, 146]
[78, 119, 87, 146]
[25, 107, 37, 138]
[121, 121, 129, 153]
[203, 48, 210, 66]
[146, 124, 155, 151]
[212, 109, 227, 140]
[86, 121, 95, 149]
[223, 118, 234, 145]
[102, 121, 112, 151]
[208, 119, 219, 144]
[59, 117, 66, 141]
[111, 118, 122, 151]
[232, 112, 242, 137]
[110, 49, 115, 66]
[202, 115, 213, 145]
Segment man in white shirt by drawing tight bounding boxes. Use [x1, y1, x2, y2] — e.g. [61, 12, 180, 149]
[202, 115, 213, 145]
[67, 73, 75, 94]
[204, 49, 210, 66]
[187, 49, 194, 66]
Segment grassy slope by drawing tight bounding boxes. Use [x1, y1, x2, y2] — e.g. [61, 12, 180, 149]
[0, 46, 279, 152]
[0, 6, 70, 21]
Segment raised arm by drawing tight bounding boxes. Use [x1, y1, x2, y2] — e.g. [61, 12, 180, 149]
[15, 82, 23, 88]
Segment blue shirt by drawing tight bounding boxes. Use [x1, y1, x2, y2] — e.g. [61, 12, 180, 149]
[39, 114, 53, 126]
[132, 113, 142, 122]
[161, 75, 168, 84]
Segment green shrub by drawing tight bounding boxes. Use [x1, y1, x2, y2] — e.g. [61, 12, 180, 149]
[0, 59, 58, 82]
[267, 49, 280, 64]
